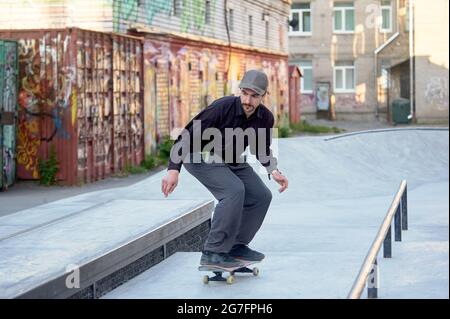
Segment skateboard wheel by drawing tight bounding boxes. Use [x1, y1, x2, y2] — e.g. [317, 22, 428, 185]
[226, 275, 234, 284]
[252, 267, 259, 276]
[203, 275, 209, 284]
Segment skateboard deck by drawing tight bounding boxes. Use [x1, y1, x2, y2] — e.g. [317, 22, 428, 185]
[198, 260, 261, 284]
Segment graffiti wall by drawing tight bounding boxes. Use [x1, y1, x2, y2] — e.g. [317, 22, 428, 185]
[141, 35, 290, 151]
[0, 28, 288, 184]
[12, 30, 77, 183]
[0, 40, 18, 190]
[0, 28, 144, 185]
[113, 0, 213, 34]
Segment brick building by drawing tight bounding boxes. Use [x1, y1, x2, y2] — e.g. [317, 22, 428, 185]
[288, 0, 448, 124]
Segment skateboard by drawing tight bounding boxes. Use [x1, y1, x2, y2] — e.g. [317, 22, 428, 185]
[198, 260, 260, 284]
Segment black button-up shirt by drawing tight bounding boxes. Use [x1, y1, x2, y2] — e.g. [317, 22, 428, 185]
[168, 95, 278, 173]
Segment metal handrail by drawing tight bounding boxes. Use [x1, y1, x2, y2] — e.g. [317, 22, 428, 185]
[347, 180, 408, 299]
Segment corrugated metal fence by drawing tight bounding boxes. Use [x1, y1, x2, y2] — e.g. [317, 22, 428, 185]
[0, 40, 18, 190]
[0, 28, 144, 185]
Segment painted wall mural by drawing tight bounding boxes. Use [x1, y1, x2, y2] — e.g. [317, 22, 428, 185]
[0, 40, 18, 190]
[113, 0, 213, 33]
[1, 28, 144, 185]
[1, 28, 288, 185]
[142, 36, 289, 151]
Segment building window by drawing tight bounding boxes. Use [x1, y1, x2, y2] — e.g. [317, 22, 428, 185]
[173, 0, 183, 17]
[333, 2, 355, 33]
[299, 60, 313, 93]
[205, 0, 211, 25]
[381, 0, 392, 32]
[249, 15, 253, 36]
[229, 9, 234, 31]
[265, 20, 270, 41]
[289, 3, 312, 36]
[334, 62, 355, 92]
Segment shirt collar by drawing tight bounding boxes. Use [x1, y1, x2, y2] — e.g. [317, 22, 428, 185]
[236, 97, 263, 119]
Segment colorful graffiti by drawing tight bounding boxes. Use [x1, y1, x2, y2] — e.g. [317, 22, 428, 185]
[16, 120, 39, 178]
[17, 38, 41, 178]
[5, 29, 143, 184]
[113, 0, 212, 33]
[1, 41, 18, 188]
[19, 35, 73, 141]
[73, 31, 143, 183]
[3, 28, 288, 185]
[15, 33, 76, 179]
[181, 0, 210, 33]
[142, 38, 289, 152]
[113, 0, 139, 32]
[145, 0, 173, 25]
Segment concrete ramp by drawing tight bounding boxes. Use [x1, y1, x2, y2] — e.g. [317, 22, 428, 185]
[103, 252, 365, 299]
[104, 128, 449, 299]
[1, 128, 448, 299]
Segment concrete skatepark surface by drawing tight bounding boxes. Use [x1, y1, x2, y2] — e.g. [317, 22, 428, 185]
[0, 128, 448, 298]
[106, 128, 449, 299]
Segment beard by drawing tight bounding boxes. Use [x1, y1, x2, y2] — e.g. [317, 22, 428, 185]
[243, 104, 255, 112]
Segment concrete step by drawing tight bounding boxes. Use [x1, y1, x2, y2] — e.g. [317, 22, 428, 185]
[0, 199, 213, 299]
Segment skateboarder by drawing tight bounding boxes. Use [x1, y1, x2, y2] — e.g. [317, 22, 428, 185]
[161, 70, 289, 268]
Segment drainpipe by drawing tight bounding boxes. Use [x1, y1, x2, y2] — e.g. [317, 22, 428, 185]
[396, 0, 400, 33]
[409, 0, 416, 122]
[375, 51, 379, 118]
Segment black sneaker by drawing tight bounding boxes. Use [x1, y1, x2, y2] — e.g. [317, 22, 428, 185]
[229, 244, 265, 261]
[200, 251, 244, 268]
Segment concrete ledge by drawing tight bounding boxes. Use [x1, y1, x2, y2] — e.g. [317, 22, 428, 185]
[0, 199, 214, 299]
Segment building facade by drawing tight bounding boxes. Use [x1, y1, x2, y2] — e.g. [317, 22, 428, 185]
[409, 0, 448, 123]
[288, 0, 448, 123]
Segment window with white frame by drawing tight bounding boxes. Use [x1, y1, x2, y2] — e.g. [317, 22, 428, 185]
[298, 60, 313, 93]
[334, 62, 355, 92]
[381, 0, 392, 32]
[333, 2, 355, 33]
[289, 3, 312, 35]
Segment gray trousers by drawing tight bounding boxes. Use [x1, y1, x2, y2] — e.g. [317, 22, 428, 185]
[183, 159, 272, 253]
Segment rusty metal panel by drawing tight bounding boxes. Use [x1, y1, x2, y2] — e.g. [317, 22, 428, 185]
[111, 34, 144, 174]
[0, 40, 19, 190]
[140, 35, 289, 146]
[0, 29, 78, 185]
[143, 40, 157, 155]
[75, 29, 114, 184]
[0, 28, 144, 185]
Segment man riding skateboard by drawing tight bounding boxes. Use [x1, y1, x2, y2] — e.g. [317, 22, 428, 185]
[161, 69, 289, 269]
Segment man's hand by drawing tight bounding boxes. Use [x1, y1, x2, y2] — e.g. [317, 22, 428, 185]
[162, 170, 179, 197]
[271, 169, 288, 193]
